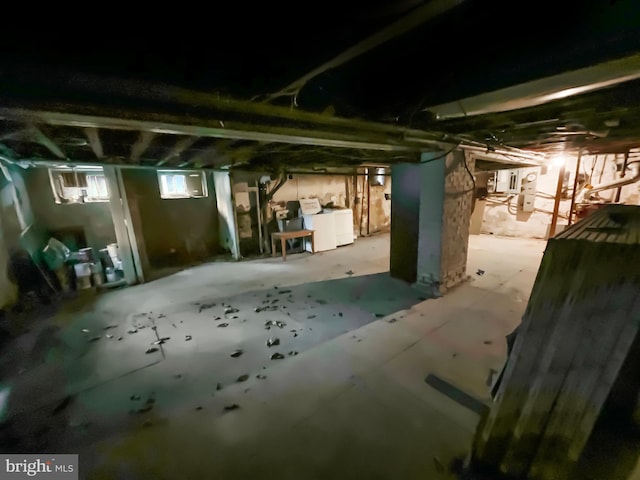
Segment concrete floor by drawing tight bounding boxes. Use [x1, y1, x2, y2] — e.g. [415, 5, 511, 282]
[0, 233, 547, 479]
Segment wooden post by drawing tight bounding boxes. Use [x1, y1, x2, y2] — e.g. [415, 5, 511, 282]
[614, 151, 630, 203]
[366, 168, 371, 236]
[103, 166, 144, 284]
[568, 149, 582, 226]
[549, 160, 566, 237]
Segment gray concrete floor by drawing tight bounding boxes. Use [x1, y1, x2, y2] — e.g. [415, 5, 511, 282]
[0, 233, 548, 479]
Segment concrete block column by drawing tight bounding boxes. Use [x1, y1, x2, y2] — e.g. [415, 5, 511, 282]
[390, 150, 475, 295]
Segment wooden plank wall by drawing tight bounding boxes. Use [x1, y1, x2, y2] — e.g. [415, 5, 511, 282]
[471, 205, 640, 479]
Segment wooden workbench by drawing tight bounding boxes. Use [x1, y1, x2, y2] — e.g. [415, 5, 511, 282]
[271, 230, 315, 261]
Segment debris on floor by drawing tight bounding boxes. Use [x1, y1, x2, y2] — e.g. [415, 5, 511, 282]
[230, 349, 244, 358]
[136, 404, 153, 414]
[199, 303, 216, 313]
[345, 270, 354, 275]
[266, 338, 280, 347]
[145, 348, 159, 354]
[483, 340, 492, 345]
[264, 320, 286, 329]
[288, 351, 298, 356]
[218, 323, 229, 328]
[127, 329, 138, 334]
[185, 335, 193, 341]
[224, 307, 239, 314]
[307, 315, 316, 319]
[256, 306, 278, 313]
[106, 334, 114, 339]
[270, 353, 285, 360]
[213, 316, 221, 320]
[256, 374, 267, 379]
[152, 337, 170, 345]
[237, 374, 249, 382]
[387, 318, 397, 323]
[278, 290, 292, 294]
[52, 395, 74, 415]
[103, 324, 118, 330]
[81, 329, 90, 333]
[476, 269, 485, 276]
[223, 404, 240, 412]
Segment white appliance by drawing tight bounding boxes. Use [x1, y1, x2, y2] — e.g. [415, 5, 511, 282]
[324, 208, 354, 246]
[299, 198, 337, 252]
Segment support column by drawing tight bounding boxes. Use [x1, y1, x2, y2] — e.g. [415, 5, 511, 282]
[213, 171, 241, 260]
[390, 150, 475, 295]
[103, 166, 144, 285]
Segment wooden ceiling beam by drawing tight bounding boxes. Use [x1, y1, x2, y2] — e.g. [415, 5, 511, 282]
[1, 125, 66, 159]
[156, 135, 199, 166]
[130, 131, 156, 163]
[84, 127, 104, 159]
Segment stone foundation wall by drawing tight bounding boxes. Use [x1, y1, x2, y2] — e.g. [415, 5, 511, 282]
[440, 151, 475, 291]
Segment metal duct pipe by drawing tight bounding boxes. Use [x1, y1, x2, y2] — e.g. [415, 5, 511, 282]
[424, 53, 640, 120]
[576, 162, 640, 203]
[588, 163, 640, 195]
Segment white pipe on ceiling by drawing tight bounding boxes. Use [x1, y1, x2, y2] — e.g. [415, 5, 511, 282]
[424, 53, 640, 120]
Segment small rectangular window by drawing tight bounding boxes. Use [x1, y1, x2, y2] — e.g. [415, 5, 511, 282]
[49, 167, 110, 204]
[158, 170, 207, 199]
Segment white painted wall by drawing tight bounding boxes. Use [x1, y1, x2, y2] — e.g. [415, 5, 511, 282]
[479, 155, 640, 239]
[272, 175, 348, 207]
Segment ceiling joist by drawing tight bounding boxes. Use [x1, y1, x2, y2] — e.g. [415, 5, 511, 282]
[84, 127, 103, 159]
[130, 131, 156, 163]
[157, 136, 200, 166]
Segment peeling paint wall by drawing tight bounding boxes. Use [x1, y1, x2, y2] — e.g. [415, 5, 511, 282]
[229, 172, 392, 254]
[479, 156, 640, 239]
[122, 169, 220, 269]
[271, 174, 349, 207]
[368, 173, 392, 234]
[24, 168, 117, 252]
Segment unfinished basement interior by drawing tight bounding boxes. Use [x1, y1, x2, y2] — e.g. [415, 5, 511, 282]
[1, 1, 640, 478]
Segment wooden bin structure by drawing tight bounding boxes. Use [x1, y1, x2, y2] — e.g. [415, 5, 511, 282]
[471, 205, 640, 479]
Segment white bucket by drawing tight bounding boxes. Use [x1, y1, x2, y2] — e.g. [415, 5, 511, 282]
[106, 243, 119, 259]
[74, 263, 91, 277]
[105, 268, 117, 283]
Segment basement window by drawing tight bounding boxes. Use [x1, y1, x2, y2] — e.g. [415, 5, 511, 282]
[158, 170, 208, 199]
[49, 166, 110, 204]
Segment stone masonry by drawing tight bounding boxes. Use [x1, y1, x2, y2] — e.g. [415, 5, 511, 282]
[439, 150, 475, 292]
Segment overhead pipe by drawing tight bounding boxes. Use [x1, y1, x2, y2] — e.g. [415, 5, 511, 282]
[615, 151, 630, 202]
[424, 53, 640, 120]
[263, 0, 465, 102]
[585, 163, 640, 195]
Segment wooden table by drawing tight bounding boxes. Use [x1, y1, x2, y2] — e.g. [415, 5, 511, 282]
[271, 230, 314, 261]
